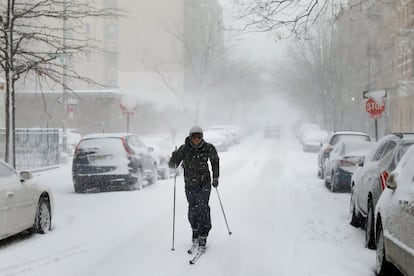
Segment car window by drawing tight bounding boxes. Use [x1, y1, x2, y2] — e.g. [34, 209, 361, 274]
[0, 162, 15, 177]
[330, 134, 370, 145]
[78, 138, 125, 156]
[373, 141, 395, 161]
[392, 142, 414, 169]
[128, 136, 147, 154]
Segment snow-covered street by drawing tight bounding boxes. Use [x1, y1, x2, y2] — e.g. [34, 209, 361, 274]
[0, 129, 376, 276]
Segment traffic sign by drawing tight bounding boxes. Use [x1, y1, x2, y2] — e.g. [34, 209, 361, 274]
[365, 97, 385, 118]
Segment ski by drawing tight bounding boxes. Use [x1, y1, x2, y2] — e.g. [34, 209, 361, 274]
[187, 244, 197, 254]
[189, 250, 204, 265]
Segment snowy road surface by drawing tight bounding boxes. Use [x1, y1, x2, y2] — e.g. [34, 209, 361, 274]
[0, 130, 376, 276]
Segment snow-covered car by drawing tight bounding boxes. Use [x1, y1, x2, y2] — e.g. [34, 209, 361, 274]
[375, 144, 414, 276]
[0, 160, 53, 240]
[324, 140, 373, 192]
[263, 124, 281, 139]
[301, 129, 328, 152]
[142, 137, 177, 179]
[349, 133, 414, 249]
[72, 133, 157, 192]
[318, 131, 371, 178]
[203, 130, 229, 152]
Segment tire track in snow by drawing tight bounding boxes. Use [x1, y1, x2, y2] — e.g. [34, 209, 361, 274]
[0, 245, 92, 276]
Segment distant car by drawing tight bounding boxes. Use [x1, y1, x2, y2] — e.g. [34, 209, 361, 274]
[318, 131, 371, 178]
[302, 129, 328, 152]
[72, 133, 157, 192]
[375, 144, 414, 276]
[264, 124, 281, 139]
[142, 137, 177, 179]
[203, 130, 229, 152]
[349, 133, 414, 249]
[324, 140, 373, 192]
[0, 160, 53, 240]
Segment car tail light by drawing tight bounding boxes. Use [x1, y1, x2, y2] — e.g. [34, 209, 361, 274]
[73, 142, 81, 158]
[379, 170, 389, 191]
[121, 137, 133, 155]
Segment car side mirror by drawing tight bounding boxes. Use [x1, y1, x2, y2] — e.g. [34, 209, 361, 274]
[19, 171, 33, 181]
[386, 172, 397, 190]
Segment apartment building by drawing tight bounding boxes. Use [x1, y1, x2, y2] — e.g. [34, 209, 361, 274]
[15, 0, 224, 134]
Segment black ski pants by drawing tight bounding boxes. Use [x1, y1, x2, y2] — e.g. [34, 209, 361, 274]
[185, 184, 212, 237]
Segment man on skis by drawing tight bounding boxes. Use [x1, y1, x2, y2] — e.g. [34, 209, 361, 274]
[169, 126, 220, 252]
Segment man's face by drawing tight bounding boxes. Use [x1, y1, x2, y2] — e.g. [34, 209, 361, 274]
[191, 133, 203, 145]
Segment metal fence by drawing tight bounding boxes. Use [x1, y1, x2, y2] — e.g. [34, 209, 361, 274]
[0, 128, 60, 170]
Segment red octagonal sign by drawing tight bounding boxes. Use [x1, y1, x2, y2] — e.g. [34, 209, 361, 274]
[366, 97, 385, 118]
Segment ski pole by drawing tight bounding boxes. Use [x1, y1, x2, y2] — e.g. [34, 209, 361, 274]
[215, 187, 232, 235]
[171, 147, 177, 251]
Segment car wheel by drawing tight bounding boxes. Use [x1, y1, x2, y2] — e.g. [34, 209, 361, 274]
[365, 200, 376, 249]
[73, 181, 85, 193]
[33, 197, 51, 234]
[330, 171, 336, 192]
[376, 223, 394, 275]
[349, 188, 362, 227]
[128, 171, 144, 191]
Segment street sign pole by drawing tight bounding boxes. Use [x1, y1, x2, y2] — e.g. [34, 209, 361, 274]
[363, 89, 387, 141]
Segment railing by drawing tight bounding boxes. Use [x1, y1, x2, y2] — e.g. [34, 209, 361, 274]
[0, 128, 60, 170]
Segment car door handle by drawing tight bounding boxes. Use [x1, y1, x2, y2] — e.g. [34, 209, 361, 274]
[6, 192, 14, 197]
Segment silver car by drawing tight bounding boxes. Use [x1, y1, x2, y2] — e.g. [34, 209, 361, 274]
[0, 160, 53, 240]
[317, 131, 371, 179]
[375, 144, 414, 275]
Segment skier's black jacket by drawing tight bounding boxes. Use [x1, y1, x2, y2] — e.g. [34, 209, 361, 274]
[169, 137, 219, 187]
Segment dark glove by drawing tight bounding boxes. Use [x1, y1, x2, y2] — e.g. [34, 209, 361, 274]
[212, 178, 219, 188]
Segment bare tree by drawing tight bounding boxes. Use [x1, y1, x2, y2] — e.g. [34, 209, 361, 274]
[235, 0, 331, 36]
[0, 0, 120, 167]
[137, 1, 237, 125]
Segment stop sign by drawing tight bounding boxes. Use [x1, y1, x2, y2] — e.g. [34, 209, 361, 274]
[365, 97, 385, 118]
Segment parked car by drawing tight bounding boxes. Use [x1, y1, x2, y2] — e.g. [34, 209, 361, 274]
[142, 136, 177, 179]
[318, 131, 371, 178]
[72, 133, 157, 193]
[349, 133, 414, 249]
[0, 160, 53, 240]
[324, 140, 373, 192]
[203, 130, 229, 152]
[263, 124, 281, 139]
[302, 129, 328, 153]
[375, 144, 414, 275]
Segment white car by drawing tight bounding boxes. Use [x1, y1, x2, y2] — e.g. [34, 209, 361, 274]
[375, 144, 414, 275]
[0, 160, 53, 240]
